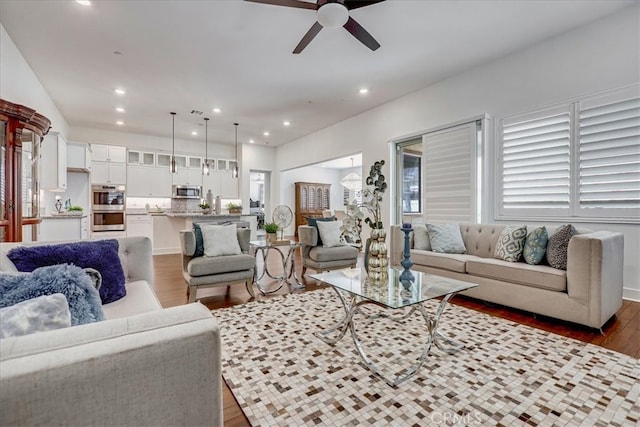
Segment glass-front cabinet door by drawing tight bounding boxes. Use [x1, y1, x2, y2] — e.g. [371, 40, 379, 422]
[0, 98, 51, 242]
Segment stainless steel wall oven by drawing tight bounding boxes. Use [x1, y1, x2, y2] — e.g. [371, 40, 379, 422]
[92, 185, 126, 232]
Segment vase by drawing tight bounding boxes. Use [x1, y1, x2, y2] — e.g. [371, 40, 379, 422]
[266, 232, 277, 245]
[366, 228, 388, 282]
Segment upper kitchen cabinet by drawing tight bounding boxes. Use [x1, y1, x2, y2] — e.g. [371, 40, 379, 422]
[91, 143, 126, 184]
[67, 142, 91, 172]
[127, 150, 155, 166]
[41, 132, 67, 191]
[127, 164, 171, 197]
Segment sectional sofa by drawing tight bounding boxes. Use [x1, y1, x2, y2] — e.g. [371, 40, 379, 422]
[0, 236, 222, 426]
[390, 223, 624, 329]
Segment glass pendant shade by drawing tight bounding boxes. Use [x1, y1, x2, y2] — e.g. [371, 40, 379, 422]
[170, 156, 177, 174]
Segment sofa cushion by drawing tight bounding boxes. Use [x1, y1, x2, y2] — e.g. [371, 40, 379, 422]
[306, 216, 335, 246]
[309, 245, 358, 263]
[7, 239, 127, 304]
[410, 250, 477, 274]
[413, 224, 431, 250]
[494, 225, 527, 262]
[101, 280, 162, 320]
[426, 224, 466, 254]
[523, 226, 549, 265]
[466, 258, 567, 292]
[187, 254, 254, 277]
[546, 224, 578, 270]
[0, 293, 71, 338]
[0, 264, 105, 326]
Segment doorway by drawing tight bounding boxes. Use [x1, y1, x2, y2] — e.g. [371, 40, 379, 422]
[250, 170, 270, 233]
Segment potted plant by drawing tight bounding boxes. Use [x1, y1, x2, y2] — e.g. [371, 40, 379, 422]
[226, 202, 242, 214]
[199, 202, 210, 214]
[67, 205, 84, 216]
[264, 222, 278, 244]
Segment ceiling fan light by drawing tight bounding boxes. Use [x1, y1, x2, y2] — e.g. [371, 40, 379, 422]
[317, 3, 349, 28]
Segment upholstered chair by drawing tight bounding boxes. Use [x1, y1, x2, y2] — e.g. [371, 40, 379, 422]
[298, 225, 359, 276]
[180, 227, 255, 302]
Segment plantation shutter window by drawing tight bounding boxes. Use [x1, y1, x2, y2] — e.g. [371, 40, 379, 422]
[578, 94, 640, 218]
[423, 122, 478, 222]
[499, 106, 571, 217]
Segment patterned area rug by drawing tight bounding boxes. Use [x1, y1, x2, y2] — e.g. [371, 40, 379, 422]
[215, 289, 639, 426]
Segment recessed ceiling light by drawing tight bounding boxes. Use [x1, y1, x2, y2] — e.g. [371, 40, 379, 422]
[191, 131, 198, 136]
[213, 108, 221, 114]
[115, 107, 125, 113]
[115, 121, 124, 126]
[263, 131, 270, 136]
[359, 88, 369, 95]
[76, 0, 91, 5]
[283, 121, 290, 127]
[114, 88, 126, 95]
[249, 139, 255, 144]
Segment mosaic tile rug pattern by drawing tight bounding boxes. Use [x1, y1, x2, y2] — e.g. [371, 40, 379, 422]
[215, 289, 639, 426]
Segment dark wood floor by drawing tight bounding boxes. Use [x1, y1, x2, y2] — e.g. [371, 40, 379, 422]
[152, 250, 640, 427]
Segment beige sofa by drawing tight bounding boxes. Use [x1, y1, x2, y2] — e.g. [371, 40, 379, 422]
[390, 224, 624, 329]
[0, 236, 222, 426]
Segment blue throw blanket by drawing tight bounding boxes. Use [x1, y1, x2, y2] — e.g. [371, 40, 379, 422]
[7, 239, 126, 304]
[0, 264, 105, 326]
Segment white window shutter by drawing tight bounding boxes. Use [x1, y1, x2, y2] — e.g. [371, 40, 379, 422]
[499, 106, 571, 217]
[423, 122, 477, 222]
[578, 94, 640, 217]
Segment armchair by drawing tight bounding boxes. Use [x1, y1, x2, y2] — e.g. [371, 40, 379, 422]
[180, 228, 256, 302]
[298, 225, 359, 276]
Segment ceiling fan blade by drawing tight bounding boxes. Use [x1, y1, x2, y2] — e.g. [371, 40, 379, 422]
[343, 16, 380, 51]
[293, 21, 323, 54]
[244, 0, 317, 10]
[343, 0, 385, 10]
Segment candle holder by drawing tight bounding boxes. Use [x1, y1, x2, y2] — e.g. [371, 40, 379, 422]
[55, 197, 62, 214]
[399, 225, 414, 282]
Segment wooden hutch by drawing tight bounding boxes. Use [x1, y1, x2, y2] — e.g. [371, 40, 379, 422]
[294, 182, 331, 236]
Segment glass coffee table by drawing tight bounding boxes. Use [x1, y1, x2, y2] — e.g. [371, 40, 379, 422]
[310, 267, 477, 387]
[250, 240, 304, 295]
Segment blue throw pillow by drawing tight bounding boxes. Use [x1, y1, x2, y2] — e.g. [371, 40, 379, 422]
[523, 226, 548, 265]
[306, 216, 335, 246]
[7, 239, 126, 304]
[193, 223, 204, 257]
[0, 264, 105, 326]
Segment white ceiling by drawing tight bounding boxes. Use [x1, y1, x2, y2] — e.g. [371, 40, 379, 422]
[0, 0, 634, 149]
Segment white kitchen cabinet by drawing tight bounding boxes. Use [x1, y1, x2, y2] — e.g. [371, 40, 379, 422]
[173, 167, 203, 186]
[92, 161, 126, 184]
[40, 217, 84, 241]
[127, 164, 171, 197]
[41, 132, 67, 191]
[128, 150, 155, 166]
[67, 142, 91, 172]
[188, 156, 202, 169]
[202, 170, 238, 199]
[126, 214, 153, 241]
[92, 144, 126, 163]
[80, 216, 89, 239]
[157, 153, 171, 167]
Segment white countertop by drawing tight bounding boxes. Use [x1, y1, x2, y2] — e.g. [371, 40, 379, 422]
[42, 214, 87, 219]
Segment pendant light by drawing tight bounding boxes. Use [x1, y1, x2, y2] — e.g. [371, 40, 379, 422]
[233, 122, 239, 178]
[170, 112, 177, 173]
[340, 157, 361, 191]
[202, 117, 210, 176]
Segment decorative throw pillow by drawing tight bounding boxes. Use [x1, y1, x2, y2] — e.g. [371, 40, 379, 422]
[426, 224, 466, 254]
[0, 264, 105, 326]
[0, 293, 71, 338]
[7, 239, 127, 304]
[413, 224, 431, 251]
[317, 220, 344, 247]
[201, 224, 242, 257]
[523, 226, 549, 265]
[494, 225, 527, 262]
[546, 224, 578, 270]
[193, 223, 205, 257]
[306, 216, 335, 246]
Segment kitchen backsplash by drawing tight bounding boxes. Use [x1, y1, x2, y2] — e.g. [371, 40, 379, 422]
[126, 197, 171, 209]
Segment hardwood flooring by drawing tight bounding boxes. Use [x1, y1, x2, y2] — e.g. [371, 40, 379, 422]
[152, 251, 640, 427]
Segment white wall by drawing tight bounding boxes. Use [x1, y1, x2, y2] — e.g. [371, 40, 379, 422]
[275, 6, 640, 299]
[241, 143, 277, 218]
[0, 25, 69, 136]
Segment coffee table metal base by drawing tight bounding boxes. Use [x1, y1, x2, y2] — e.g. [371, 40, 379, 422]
[314, 287, 464, 387]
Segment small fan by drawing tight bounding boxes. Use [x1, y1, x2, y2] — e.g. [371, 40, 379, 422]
[272, 205, 293, 240]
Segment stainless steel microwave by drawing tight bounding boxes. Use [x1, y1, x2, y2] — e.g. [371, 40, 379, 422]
[172, 185, 202, 199]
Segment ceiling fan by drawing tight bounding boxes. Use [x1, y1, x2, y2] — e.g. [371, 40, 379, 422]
[245, 0, 385, 54]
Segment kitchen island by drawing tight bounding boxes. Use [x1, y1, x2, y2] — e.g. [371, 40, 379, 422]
[148, 212, 258, 255]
